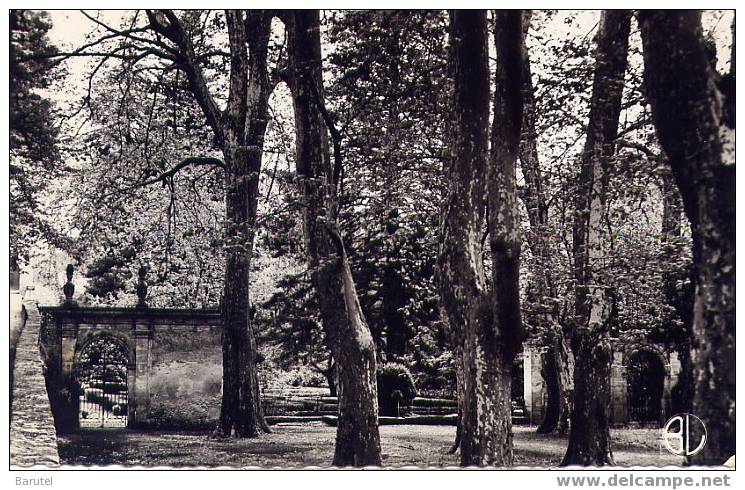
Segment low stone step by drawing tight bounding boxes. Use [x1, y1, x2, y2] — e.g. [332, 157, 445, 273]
[265, 415, 325, 425]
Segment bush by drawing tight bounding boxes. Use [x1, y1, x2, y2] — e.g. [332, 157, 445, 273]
[164, 378, 179, 398]
[90, 381, 127, 394]
[112, 404, 127, 416]
[304, 374, 325, 388]
[201, 373, 222, 396]
[138, 406, 216, 431]
[85, 390, 126, 414]
[377, 363, 416, 417]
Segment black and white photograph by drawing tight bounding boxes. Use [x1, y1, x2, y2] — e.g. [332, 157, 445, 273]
[7, 3, 736, 478]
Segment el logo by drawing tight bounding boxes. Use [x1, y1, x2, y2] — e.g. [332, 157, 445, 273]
[662, 413, 707, 456]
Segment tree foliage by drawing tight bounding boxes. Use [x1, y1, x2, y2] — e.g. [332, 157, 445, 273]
[9, 10, 62, 264]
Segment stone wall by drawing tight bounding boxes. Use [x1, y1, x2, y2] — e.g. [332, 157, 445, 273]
[10, 300, 60, 467]
[10, 286, 23, 402]
[609, 350, 628, 425]
[522, 340, 680, 427]
[38, 305, 224, 429]
[148, 325, 222, 427]
[522, 343, 545, 425]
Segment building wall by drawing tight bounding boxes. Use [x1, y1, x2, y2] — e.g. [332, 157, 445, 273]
[522, 341, 680, 427]
[522, 343, 545, 425]
[38, 307, 224, 429]
[148, 324, 222, 427]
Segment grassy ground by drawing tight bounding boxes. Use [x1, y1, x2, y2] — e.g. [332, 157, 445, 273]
[57, 424, 683, 468]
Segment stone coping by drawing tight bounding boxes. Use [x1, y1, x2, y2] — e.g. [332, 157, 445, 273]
[38, 305, 222, 320]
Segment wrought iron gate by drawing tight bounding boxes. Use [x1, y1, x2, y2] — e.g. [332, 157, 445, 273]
[78, 337, 129, 428]
[627, 350, 665, 426]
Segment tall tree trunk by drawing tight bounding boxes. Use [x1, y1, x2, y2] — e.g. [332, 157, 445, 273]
[284, 10, 382, 467]
[562, 10, 631, 466]
[439, 9, 524, 466]
[145, 9, 275, 438]
[439, 9, 491, 465]
[216, 10, 273, 437]
[380, 22, 410, 360]
[486, 8, 526, 464]
[537, 334, 573, 434]
[638, 10, 735, 465]
[220, 144, 267, 437]
[324, 359, 338, 398]
[518, 10, 573, 434]
[448, 349, 465, 454]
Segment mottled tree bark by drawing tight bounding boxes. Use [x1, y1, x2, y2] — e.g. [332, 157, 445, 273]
[562, 10, 631, 466]
[638, 10, 735, 465]
[485, 8, 526, 463]
[537, 335, 574, 434]
[216, 10, 273, 438]
[284, 10, 382, 467]
[518, 10, 573, 435]
[440, 9, 490, 465]
[439, 10, 524, 466]
[448, 351, 465, 454]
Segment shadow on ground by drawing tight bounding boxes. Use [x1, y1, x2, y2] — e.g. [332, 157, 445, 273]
[57, 424, 683, 468]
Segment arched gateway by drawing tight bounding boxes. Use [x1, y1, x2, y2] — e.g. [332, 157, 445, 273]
[520, 340, 681, 426]
[76, 334, 131, 427]
[39, 266, 222, 432]
[626, 349, 666, 425]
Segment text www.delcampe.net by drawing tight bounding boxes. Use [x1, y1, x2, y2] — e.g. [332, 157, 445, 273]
[556, 474, 732, 489]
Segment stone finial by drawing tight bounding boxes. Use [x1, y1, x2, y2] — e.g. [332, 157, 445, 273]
[136, 265, 148, 308]
[62, 264, 76, 306]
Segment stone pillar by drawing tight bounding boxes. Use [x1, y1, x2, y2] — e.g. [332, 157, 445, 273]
[10, 275, 22, 345]
[609, 350, 627, 425]
[58, 324, 80, 431]
[127, 361, 137, 426]
[523, 346, 532, 421]
[663, 350, 678, 420]
[668, 350, 681, 378]
[60, 326, 78, 378]
[132, 323, 152, 423]
[523, 343, 544, 425]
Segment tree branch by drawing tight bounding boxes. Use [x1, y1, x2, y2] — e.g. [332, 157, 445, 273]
[615, 138, 661, 159]
[318, 217, 346, 258]
[225, 10, 249, 132]
[103, 156, 225, 198]
[79, 10, 178, 56]
[146, 9, 225, 144]
[306, 77, 343, 186]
